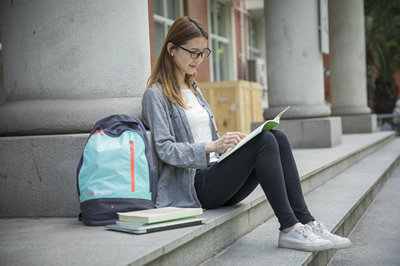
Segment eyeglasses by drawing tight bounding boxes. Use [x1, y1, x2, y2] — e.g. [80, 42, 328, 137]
[175, 44, 212, 59]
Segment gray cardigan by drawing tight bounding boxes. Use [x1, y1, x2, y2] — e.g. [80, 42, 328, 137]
[141, 82, 220, 208]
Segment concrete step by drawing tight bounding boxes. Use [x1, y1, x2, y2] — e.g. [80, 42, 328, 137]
[201, 137, 400, 266]
[0, 130, 394, 218]
[329, 164, 400, 265]
[0, 132, 396, 266]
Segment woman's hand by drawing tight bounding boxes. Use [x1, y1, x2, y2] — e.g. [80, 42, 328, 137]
[206, 132, 247, 153]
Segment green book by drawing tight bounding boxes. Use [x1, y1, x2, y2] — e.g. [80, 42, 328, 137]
[218, 106, 290, 163]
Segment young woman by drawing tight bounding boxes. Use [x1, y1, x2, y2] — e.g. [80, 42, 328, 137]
[142, 16, 351, 252]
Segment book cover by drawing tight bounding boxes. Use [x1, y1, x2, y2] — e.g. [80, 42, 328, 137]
[218, 106, 290, 162]
[116, 215, 199, 226]
[117, 207, 203, 224]
[105, 217, 206, 234]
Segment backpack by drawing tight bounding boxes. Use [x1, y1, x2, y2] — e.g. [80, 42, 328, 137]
[76, 114, 157, 226]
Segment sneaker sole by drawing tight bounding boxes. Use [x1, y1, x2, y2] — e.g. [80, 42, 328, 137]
[332, 241, 352, 249]
[278, 240, 333, 252]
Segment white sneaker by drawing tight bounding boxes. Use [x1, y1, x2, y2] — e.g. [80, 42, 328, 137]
[278, 223, 333, 252]
[307, 221, 352, 249]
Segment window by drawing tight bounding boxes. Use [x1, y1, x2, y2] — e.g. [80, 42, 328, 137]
[153, 0, 183, 58]
[209, 0, 233, 81]
[247, 14, 268, 107]
[248, 17, 262, 60]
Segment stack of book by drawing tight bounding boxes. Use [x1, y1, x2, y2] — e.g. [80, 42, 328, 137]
[105, 207, 205, 234]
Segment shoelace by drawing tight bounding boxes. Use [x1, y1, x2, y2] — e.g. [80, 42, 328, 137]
[295, 225, 319, 241]
[314, 222, 326, 233]
[313, 222, 337, 239]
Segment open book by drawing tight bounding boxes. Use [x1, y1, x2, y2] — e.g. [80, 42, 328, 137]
[218, 106, 290, 163]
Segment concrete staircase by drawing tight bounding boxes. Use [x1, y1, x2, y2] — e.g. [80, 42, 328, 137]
[0, 131, 398, 266]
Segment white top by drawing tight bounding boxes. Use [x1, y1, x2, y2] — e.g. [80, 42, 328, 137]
[181, 89, 218, 162]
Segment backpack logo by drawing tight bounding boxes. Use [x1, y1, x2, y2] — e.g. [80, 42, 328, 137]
[88, 190, 112, 196]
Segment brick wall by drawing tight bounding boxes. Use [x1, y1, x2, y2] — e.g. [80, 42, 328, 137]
[184, 0, 210, 82]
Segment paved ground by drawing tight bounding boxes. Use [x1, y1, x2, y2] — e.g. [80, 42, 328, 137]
[329, 164, 400, 266]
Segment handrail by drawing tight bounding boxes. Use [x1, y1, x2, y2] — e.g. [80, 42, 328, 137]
[376, 114, 400, 119]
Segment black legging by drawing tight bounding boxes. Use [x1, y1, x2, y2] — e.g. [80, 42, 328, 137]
[195, 129, 314, 230]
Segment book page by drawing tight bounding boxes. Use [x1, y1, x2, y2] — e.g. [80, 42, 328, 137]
[119, 207, 200, 217]
[218, 106, 290, 162]
[118, 207, 203, 223]
[262, 106, 290, 131]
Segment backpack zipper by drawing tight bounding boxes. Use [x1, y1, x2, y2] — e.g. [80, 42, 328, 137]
[90, 129, 105, 137]
[130, 140, 135, 192]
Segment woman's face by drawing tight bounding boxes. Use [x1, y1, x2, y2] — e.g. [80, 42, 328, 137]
[170, 36, 209, 77]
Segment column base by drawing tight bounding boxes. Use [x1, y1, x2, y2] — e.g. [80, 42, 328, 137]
[331, 106, 371, 116]
[340, 114, 377, 134]
[0, 97, 143, 136]
[252, 116, 342, 148]
[264, 104, 331, 119]
[0, 134, 87, 217]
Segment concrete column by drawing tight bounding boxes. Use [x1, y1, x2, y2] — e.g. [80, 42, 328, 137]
[0, 0, 150, 135]
[264, 0, 330, 119]
[0, 0, 151, 217]
[263, 0, 341, 148]
[329, 0, 376, 133]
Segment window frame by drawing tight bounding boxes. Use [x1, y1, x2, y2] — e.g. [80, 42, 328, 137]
[153, 0, 184, 58]
[207, 0, 234, 82]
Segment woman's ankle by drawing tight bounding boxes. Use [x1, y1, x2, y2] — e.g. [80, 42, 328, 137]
[306, 220, 314, 226]
[282, 223, 297, 233]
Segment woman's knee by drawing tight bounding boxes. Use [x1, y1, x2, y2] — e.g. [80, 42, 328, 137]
[259, 130, 279, 150]
[271, 129, 286, 139]
[260, 130, 275, 140]
[271, 129, 292, 148]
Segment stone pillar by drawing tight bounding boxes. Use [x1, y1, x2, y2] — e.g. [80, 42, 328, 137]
[0, 0, 150, 135]
[329, 0, 376, 133]
[263, 0, 341, 148]
[0, 0, 151, 217]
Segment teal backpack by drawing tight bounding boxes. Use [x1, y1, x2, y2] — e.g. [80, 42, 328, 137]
[77, 115, 157, 225]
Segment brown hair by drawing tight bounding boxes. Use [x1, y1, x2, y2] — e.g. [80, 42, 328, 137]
[147, 16, 209, 108]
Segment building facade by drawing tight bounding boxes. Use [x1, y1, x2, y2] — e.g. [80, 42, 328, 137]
[0, 0, 376, 217]
[147, 0, 269, 112]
